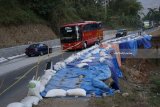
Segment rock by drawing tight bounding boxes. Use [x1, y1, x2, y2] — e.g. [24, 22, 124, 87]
[122, 92, 129, 97]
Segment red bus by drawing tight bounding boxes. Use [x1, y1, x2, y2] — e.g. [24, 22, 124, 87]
[60, 21, 103, 50]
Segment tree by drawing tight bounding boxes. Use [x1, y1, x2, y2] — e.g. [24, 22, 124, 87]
[144, 8, 160, 23]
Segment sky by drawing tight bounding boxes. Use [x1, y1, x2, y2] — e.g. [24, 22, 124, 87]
[138, 0, 160, 14]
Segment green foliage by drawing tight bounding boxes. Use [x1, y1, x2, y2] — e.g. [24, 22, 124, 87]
[150, 76, 160, 93]
[0, 0, 143, 33]
[149, 75, 160, 107]
[0, 0, 44, 25]
[143, 7, 160, 23]
[107, 0, 142, 28]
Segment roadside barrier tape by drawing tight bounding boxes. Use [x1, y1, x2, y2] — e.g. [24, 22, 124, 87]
[0, 65, 37, 96]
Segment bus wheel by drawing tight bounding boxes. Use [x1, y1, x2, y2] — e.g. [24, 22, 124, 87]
[83, 42, 87, 49]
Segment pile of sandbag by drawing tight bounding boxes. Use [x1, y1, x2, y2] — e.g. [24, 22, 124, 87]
[7, 96, 41, 107]
[45, 88, 86, 97]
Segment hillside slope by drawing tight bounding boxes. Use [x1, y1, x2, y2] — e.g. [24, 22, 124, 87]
[0, 24, 56, 48]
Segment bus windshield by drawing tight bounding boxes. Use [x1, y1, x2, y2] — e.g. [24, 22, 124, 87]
[60, 26, 81, 43]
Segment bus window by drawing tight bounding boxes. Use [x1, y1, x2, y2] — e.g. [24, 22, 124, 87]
[60, 26, 81, 43]
[83, 24, 91, 32]
[98, 23, 102, 29]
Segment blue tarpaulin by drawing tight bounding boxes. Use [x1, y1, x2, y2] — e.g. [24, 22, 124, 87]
[41, 35, 152, 97]
[119, 35, 152, 59]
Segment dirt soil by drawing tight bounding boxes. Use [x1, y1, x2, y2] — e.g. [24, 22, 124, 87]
[0, 24, 56, 48]
[149, 28, 160, 37]
[34, 98, 89, 107]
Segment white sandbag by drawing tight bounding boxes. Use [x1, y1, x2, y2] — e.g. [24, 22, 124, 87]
[91, 48, 100, 54]
[21, 96, 40, 107]
[99, 54, 113, 63]
[54, 61, 66, 71]
[104, 44, 112, 50]
[85, 53, 92, 58]
[7, 102, 25, 107]
[28, 78, 43, 100]
[65, 54, 77, 64]
[74, 53, 82, 59]
[42, 72, 53, 81]
[40, 75, 52, 86]
[99, 57, 106, 63]
[40, 84, 45, 92]
[81, 49, 88, 54]
[76, 63, 88, 68]
[81, 59, 92, 63]
[44, 69, 56, 76]
[104, 55, 113, 59]
[76, 52, 84, 56]
[45, 89, 67, 97]
[67, 88, 86, 96]
[40, 78, 48, 86]
[87, 57, 95, 60]
[99, 50, 106, 57]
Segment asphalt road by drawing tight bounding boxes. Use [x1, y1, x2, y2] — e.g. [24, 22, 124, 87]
[0, 51, 74, 107]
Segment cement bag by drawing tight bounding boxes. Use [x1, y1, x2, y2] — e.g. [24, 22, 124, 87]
[45, 89, 67, 97]
[67, 88, 86, 96]
[76, 63, 88, 68]
[21, 96, 40, 107]
[28, 77, 43, 100]
[7, 102, 24, 107]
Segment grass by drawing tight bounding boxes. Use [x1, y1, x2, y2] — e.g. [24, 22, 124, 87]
[149, 73, 160, 107]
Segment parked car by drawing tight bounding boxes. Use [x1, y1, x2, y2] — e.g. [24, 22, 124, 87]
[116, 29, 127, 38]
[25, 43, 52, 57]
